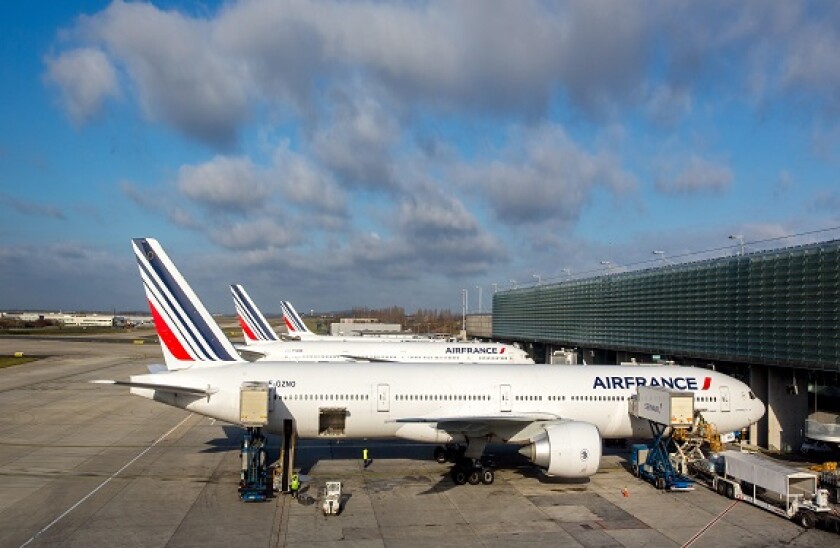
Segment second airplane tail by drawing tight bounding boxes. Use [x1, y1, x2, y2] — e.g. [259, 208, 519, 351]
[280, 300, 312, 337]
[231, 284, 279, 343]
[133, 238, 243, 370]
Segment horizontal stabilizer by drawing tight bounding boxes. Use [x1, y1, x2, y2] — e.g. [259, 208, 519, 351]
[147, 364, 168, 374]
[234, 347, 266, 362]
[91, 379, 218, 396]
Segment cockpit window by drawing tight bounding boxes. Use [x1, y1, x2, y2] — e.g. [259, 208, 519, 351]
[748, 391, 756, 400]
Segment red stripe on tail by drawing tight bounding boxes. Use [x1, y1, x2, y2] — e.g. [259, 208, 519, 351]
[239, 315, 258, 341]
[149, 300, 193, 360]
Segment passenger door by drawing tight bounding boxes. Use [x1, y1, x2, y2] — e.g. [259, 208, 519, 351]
[377, 384, 390, 412]
[500, 384, 511, 412]
[720, 386, 731, 412]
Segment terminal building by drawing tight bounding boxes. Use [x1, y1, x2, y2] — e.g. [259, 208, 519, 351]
[488, 239, 840, 454]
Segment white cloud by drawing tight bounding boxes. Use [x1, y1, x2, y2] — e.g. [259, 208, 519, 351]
[456, 124, 636, 225]
[79, 1, 251, 146]
[177, 156, 268, 211]
[44, 47, 119, 124]
[655, 156, 733, 195]
[312, 87, 400, 191]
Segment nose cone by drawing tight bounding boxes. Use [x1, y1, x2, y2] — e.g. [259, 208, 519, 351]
[753, 398, 766, 424]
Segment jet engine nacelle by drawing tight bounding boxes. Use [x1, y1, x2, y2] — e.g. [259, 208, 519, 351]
[519, 421, 602, 478]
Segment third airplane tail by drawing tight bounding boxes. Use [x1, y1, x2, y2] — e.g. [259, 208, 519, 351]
[132, 238, 243, 370]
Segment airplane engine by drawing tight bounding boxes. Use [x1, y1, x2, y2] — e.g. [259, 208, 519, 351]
[519, 421, 602, 478]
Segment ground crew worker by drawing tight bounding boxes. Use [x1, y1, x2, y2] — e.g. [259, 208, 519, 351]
[290, 473, 300, 498]
[363, 447, 371, 468]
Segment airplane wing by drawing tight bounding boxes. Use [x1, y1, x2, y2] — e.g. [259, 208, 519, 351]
[91, 380, 218, 396]
[340, 354, 393, 362]
[393, 413, 561, 440]
[393, 413, 558, 424]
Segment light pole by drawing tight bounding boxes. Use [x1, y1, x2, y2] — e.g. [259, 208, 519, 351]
[600, 260, 613, 272]
[729, 234, 745, 256]
[461, 289, 467, 331]
[652, 250, 668, 265]
[475, 285, 483, 313]
[532, 274, 541, 286]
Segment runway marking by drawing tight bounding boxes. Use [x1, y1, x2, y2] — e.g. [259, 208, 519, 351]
[19, 413, 193, 548]
[681, 499, 740, 548]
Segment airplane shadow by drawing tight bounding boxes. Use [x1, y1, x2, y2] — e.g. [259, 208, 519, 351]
[199, 426, 282, 454]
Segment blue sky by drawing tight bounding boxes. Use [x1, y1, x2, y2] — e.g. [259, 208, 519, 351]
[2, 1, 840, 314]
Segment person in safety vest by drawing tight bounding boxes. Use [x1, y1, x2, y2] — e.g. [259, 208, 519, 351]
[290, 473, 300, 498]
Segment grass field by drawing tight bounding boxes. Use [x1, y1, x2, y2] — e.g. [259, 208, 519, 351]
[0, 356, 39, 369]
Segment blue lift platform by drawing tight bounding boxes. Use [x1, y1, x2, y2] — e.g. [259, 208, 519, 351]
[631, 421, 695, 491]
[239, 427, 270, 502]
[629, 387, 697, 492]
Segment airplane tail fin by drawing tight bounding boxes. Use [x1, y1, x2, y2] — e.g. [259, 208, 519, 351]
[280, 300, 313, 336]
[230, 284, 279, 343]
[132, 238, 242, 369]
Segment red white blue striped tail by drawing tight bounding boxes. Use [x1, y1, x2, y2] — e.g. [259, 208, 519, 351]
[281, 300, 311, 335]
[230, 284, 279, 343]
[132, 238, 241, 369]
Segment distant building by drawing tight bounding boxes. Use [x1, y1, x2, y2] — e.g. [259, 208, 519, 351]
[330, 318, 403, 337]
[0, 311, 151, 328]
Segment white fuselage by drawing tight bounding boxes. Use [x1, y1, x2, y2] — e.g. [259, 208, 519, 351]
[240, 340, 534, 364]
[132, 364, 764, 444]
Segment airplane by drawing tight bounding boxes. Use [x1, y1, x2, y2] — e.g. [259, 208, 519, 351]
[231, 284, 534, 364]
[95, 238, 766, 486]
[280, 299, 436, 341]
[233, 285, 435, 343]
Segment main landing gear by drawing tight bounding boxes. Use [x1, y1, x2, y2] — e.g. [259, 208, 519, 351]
[435, 444, 495, 486]
[450, 458, 495, 485]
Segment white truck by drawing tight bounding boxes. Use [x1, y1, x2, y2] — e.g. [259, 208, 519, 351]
[709, 451, 839, 529]
[322, 481, 342, 515]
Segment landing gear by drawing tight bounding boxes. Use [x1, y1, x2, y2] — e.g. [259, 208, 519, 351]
[449, 457, 494, 486]
[434, 444, 465, 464]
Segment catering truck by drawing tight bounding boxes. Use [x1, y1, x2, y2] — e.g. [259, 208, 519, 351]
[708, 451, 839, 530]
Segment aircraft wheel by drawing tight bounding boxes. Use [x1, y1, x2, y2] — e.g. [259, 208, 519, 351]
[468, 469, 481, 485]
[451, 467, 467, 485]
[481, 468, 495, 485]
[434, 447, 447, 464]
[798, 510, 815, 529]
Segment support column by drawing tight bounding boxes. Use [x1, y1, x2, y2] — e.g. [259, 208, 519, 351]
[749, 364, 768, 448]
[766, 367, 808, 452]
[278, 419, 296, 493]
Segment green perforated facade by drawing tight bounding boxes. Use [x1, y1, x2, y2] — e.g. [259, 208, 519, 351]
[493, 240, 840, 371]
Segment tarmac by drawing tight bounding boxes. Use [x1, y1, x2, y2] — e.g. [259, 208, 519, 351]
[0, 336, 836, 547]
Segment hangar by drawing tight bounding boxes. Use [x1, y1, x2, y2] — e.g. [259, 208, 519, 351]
[491, 239, 840, 454]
